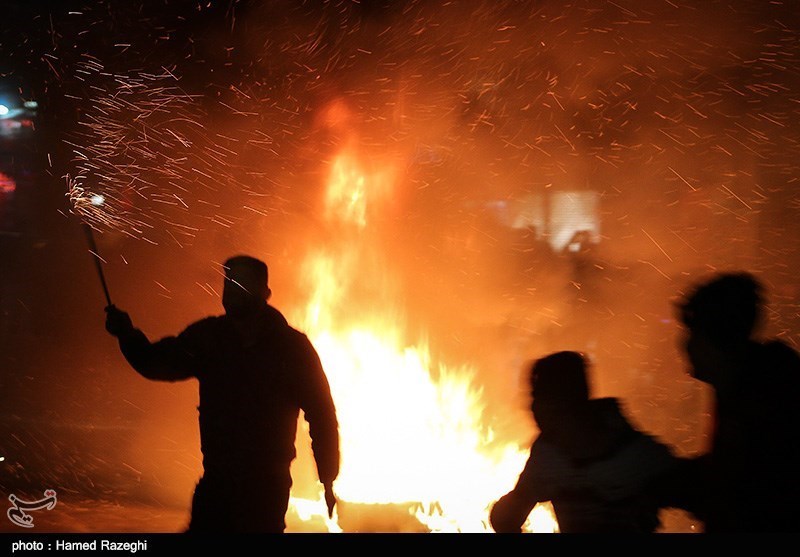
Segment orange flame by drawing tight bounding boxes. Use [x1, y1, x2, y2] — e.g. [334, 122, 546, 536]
[288, 143, 558, 533]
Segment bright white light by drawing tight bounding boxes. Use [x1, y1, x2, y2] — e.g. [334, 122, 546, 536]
[90, 194, 105, 206]
[0, 105, 8, 116]
[23, 101, 38, 109]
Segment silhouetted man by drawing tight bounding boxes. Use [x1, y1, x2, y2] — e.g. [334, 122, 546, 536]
[677, 272, 800, 532]
[105, 255, 340, 533]
[490, 351, 685, 533]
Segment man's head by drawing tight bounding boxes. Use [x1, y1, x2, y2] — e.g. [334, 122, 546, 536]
[677, 272, 764, 381]
[529, 351, 590, 436]
[678, 272, 763, 344]
[530, 351, 590, 405]
[222, 255, 271, 318]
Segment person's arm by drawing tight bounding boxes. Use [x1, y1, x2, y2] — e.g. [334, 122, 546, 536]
[490, 448, 543, 533]
[491, 441, 567, 533]
[491, 438, 588, 533]
[293, 333, 340, 517]
[105, 305, 200, 382]
[490, 491, 537, 533]
[649, 454, 709, 521]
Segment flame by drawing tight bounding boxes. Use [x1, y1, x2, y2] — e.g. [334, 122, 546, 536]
[287, 143, 559, 533]
[323, 145, 396, 229]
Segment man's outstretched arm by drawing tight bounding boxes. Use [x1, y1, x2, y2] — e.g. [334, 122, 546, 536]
[105, 305, 197, 382]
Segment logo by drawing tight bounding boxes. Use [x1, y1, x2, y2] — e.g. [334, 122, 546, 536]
[7, 490, 57, 528]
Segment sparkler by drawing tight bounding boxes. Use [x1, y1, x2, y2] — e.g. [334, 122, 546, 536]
[61, 58, 253, 245]
[83, 221, 112, 307]
[68, 181, 113, 307]
[61, 56, 252, 304]
[65, 174, 115, 306]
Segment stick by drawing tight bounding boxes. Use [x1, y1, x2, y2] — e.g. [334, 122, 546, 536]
[83, 223, 113, 307]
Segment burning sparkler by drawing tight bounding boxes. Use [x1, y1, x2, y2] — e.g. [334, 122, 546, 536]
[62, 57, 253, 245]
[62, 174, 112, 307]
[83, 222, 112, 307]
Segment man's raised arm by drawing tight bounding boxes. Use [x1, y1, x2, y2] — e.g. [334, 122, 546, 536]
[105, 305, 198, 382]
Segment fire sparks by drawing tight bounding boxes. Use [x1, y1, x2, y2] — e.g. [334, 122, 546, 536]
[62, 58, 245, 243]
